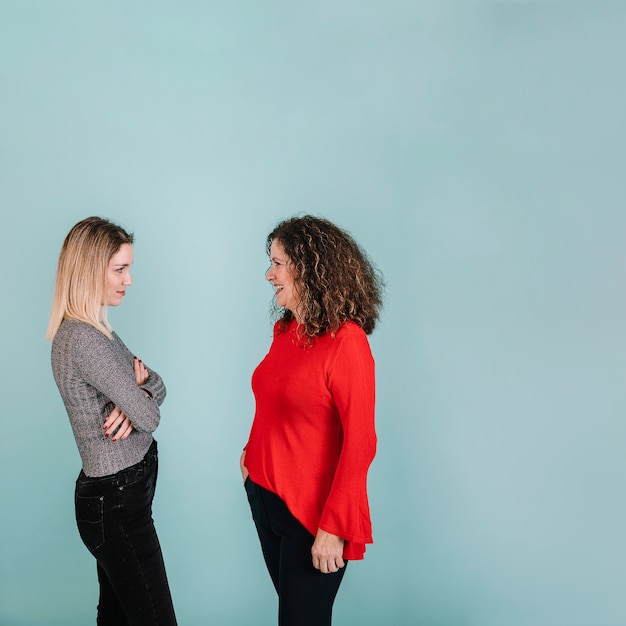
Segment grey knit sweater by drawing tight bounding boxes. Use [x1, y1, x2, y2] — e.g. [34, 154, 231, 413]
[51, 319, 167, 477]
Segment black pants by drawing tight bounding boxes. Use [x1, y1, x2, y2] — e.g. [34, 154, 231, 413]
[245, 477, 347, 626]
[75, 441, 177, 626]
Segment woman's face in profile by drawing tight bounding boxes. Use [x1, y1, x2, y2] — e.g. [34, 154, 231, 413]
[267, 239, 300, 316]
[105, 243, 134, 307]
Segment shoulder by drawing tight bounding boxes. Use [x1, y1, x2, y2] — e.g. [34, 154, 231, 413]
[324, 322, 372, 358]
[53, 319, 111, 352]
[325, 323, 375, 380]
[335, 321, 367, 337]
[332, 321, 369, 345]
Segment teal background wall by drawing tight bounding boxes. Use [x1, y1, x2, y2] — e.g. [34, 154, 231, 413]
[2, 1, 626, 624]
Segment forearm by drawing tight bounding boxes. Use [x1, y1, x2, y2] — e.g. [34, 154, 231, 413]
[140, 369, 166, 405]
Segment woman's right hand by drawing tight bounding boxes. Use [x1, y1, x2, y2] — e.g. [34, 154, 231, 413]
[240, 451, 249, 482]
[134, 356, 149, 386]
[103, 406, 134, 442]
[101, 357, 147, 442]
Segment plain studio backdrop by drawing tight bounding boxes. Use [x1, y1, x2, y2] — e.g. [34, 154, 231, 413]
[1, 2, 626, 625]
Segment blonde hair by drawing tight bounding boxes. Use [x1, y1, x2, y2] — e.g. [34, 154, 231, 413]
[46, 217, 134, 341]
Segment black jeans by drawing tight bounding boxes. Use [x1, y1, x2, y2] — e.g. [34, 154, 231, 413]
[245, 477, 347, 626]
[75, 441, 177, 626]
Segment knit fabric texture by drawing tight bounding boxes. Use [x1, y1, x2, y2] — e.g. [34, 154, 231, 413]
[51, 319, 166, 477]
[244, 319, 377, 560]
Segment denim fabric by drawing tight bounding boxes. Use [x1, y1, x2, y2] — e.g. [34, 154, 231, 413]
[75, 441, 177, 626]
[245, 478, 347, 626]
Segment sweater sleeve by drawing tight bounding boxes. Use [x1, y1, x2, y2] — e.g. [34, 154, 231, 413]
[112, 332, 167, 406]
[319, 329, 377, 545]
[73, 326, 164, 433]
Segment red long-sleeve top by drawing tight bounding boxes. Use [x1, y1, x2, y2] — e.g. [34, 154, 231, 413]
[244, 319, 377, 560]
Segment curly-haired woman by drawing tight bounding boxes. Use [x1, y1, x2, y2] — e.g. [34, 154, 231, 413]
[240, 215, 384, 626]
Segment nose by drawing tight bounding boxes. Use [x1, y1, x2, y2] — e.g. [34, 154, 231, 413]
[124, 271, 132, 286]
[266, 266, 274, 281]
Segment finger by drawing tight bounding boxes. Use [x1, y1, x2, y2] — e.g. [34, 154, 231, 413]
[103, 406, 122, 430]
[135, 359, 149, 386]
[313, 557, 331, 574]
[105, 412, 126, 437]
[113, 419, 133, 442]
[105, 419, 123, 438]
[103, 406, 122, 428]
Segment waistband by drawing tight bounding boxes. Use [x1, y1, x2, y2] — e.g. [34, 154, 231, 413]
[77, 439, 158, 486]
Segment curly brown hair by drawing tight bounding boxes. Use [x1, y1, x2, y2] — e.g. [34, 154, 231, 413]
[267, 215, 384, 337]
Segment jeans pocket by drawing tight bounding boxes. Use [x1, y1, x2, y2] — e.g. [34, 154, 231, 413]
[76, 494, 105, 552]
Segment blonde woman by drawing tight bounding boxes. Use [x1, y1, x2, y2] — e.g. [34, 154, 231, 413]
[47, 217, 177, 625]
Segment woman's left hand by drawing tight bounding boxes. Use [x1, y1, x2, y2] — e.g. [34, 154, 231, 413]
[311, 529, 345, 574]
